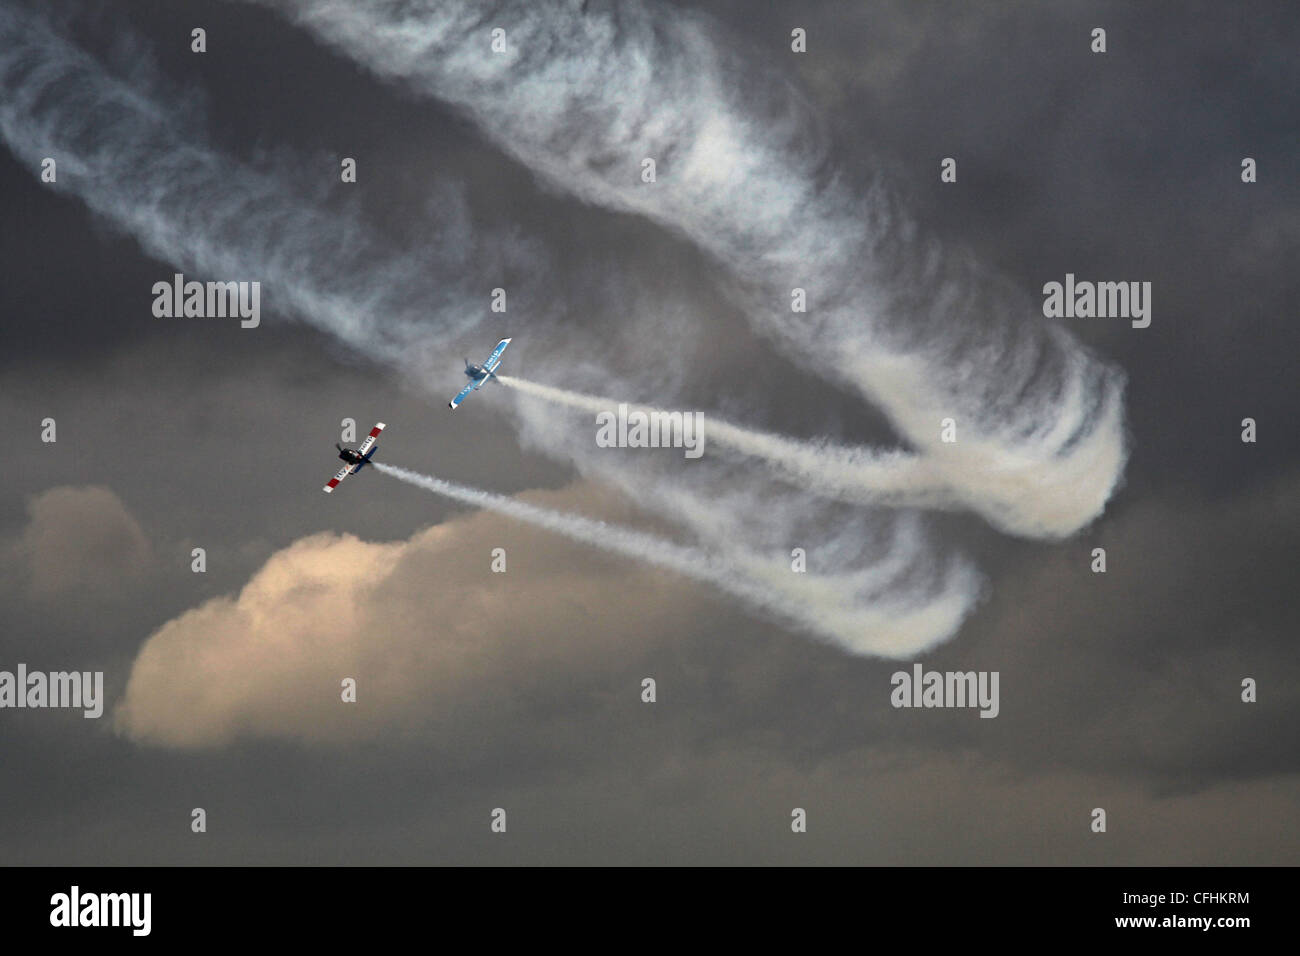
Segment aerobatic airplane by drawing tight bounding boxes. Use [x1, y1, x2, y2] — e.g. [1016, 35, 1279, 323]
[322, 422, 386, 493]
[449, 338, 512, 409]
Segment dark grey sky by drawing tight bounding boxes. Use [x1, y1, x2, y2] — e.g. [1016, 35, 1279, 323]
[0, 0, 1296, 864]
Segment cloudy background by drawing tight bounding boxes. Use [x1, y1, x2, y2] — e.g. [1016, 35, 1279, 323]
[1, 0, 1296, 864]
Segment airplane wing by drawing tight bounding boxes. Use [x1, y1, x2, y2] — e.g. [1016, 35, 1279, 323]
[449, 380, 477, 410]
[356, 421, 386, 456]
[323, 463, 356, 493]
[482, 337, 512, 373]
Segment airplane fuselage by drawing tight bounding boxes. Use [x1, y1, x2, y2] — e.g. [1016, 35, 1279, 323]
[337, 446, 376, 469]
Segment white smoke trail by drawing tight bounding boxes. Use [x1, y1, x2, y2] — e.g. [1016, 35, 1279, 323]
[0, 4, 982, 657]
[374, 462, 976, 656]
[254, 0, 1129, 539]
[498, 374, 953, 508]
[0, 2, 512, 368]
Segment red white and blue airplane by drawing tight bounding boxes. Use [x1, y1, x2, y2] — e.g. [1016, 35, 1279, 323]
[322, 422, 385, 493]
[449, 338, 512, 410]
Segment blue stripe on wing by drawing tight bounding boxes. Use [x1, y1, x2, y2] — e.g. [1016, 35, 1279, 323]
[450, 380, 477, 408]
[484, 338, 511, 371]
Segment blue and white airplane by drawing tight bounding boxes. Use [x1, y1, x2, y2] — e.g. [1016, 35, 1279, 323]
[449, 338, 512, 410]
